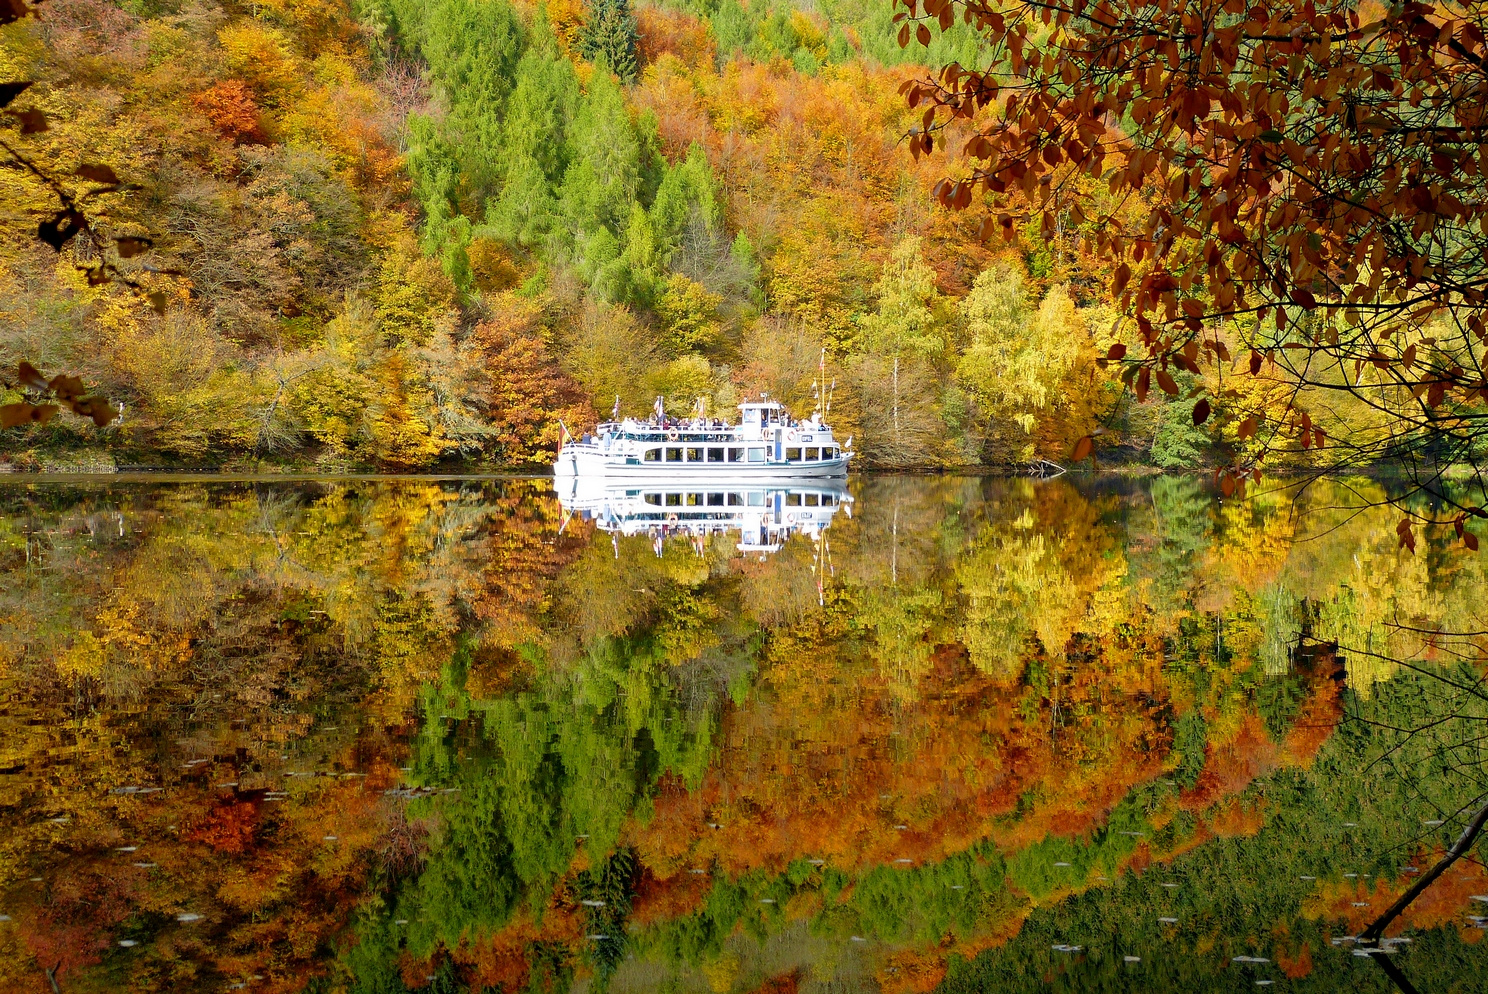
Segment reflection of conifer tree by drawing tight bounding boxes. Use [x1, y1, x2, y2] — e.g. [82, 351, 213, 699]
[1146, 474, 1212, 609]
[580, 0, 639, 81]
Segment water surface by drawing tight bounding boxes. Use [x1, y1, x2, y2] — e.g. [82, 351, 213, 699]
[1, 475, 1486, 993]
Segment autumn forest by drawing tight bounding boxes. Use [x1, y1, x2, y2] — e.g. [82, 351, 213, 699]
[6, 0, 1452, 472]
[4, 1, 1488, 993]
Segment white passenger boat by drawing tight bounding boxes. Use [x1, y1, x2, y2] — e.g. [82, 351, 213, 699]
[553, 398, 852, 480]
[556, 478, 851, 556]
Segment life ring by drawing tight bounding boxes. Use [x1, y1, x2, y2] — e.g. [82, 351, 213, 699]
[668, 429, 679, 442]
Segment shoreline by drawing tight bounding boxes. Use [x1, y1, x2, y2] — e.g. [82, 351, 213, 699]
[0, 463, 1453, 485]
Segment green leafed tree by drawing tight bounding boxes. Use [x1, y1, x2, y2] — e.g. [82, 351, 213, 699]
[649, 143, 721, 257]
[852, 236, 946, 464]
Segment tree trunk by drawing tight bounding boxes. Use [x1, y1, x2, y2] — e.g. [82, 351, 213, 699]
[892, 354, 900, 443]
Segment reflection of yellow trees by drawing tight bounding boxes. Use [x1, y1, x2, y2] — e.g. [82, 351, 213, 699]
[0, 480, 596, 991]
[1201, 487, 1297, 608]
[1275, 479, 1478, 693]
[956, 484, 1122, 681]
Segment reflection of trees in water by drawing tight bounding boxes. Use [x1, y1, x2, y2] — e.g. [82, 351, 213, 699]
[2, 478, 1488, 992]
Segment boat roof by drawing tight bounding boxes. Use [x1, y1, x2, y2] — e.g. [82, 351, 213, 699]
[738, 399, 786, 410]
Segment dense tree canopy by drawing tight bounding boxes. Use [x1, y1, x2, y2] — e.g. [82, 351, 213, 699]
[901, 0, 1488, 511]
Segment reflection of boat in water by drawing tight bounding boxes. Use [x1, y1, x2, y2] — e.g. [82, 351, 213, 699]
[555, 476, 852, 555]
[553, 398, 852, 480]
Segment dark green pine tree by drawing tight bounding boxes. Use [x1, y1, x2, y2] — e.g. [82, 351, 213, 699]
[580, 0, 639, 81]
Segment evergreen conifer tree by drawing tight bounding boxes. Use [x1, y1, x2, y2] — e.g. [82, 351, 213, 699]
[421, 0, 527, 198]
[557, 70, 643, 246]
[488, 19, 580, 247]
[579, 0, 639, 81]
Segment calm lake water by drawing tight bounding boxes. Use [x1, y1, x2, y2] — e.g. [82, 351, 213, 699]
[2, 475, 1487, 993]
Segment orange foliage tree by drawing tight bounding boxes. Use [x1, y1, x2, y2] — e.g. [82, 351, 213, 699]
[191, 80, 268, 144]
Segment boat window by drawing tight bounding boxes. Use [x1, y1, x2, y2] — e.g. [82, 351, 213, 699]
[665, 493, 682, 506]
[805, 447, 819, 460]
[805, 493, 819, 506]
[785, 447, 801, 461]
[823, 494, 835, 506]
[687, 493, 703, 506]
[643, 448, 661, 462]
[727, 493, 743, 506]
[686, 447, 703, 461]
[727, 447, 743, 462]
[747, 447, 765, 463]
[828, 447, 837, 459]
[707, 493, 725, 506]
[747, 492, 765, 506]
[665, 447, 683, 462]
[786, 493, 802, 506]
[644, 494, 661, 505]
[707, 448, 724, 462]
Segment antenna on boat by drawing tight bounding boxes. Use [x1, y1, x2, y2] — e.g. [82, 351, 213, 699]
[816, 348, 826, 420]
[612, 395, 621, 420]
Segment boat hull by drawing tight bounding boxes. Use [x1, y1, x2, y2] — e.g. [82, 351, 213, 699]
[552, 446, 850, 479]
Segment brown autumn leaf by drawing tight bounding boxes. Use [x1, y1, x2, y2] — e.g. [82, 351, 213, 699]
[1106, 343, 1127, 361]
[16, 361, 48, 391]
[1397, 518, 1416, 554]
[0, 81, 31, 107]
[69, 396, 117, 427]
[1191, 398, 1210, 426]
[1070, 435, 1093, 461]
[38, 208, 84, 251]
[74, 163, 120, 186]
[0, 402, 57, 427]
[1236, 417, 1257, 440]
[1466, 531, 1480, 552]
[1155, 370, 1178, 396]
[0, 402, 32, 428]
[48, 373, 84, 400]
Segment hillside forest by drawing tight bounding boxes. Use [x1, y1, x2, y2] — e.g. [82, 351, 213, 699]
[0, 0, 1345, 471]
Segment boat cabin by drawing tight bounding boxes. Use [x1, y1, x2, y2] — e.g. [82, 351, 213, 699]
[739, 400, 790, 430]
